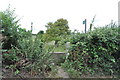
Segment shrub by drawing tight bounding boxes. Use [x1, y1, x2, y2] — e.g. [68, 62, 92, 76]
[3, 36, 54, 76]
[62, 26, 120, 77]
[1, 6, 32, 49]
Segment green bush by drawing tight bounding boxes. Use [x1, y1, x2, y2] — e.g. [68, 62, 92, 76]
[3, 36, 54, 76]
[2, 7, 54, 76]
[1, 6, 32, 49]
[18, 37, 53, 75]
[62, 26, 120, 77]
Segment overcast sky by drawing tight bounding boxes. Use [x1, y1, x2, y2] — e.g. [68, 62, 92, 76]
[0, 0, 119, 34]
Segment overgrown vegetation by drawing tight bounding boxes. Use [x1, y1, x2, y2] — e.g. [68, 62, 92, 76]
[1, 6, 120, 78]
[61, 26, 120, 78]
[1, 6, 32, 49]
[1, 7, 54, 77]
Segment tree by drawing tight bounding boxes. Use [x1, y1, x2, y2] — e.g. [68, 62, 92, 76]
[44, 18, 71, 43]
[37, 30, 44, 35]
[36, 30, 45, 42]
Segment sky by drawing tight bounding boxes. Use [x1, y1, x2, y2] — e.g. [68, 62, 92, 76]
[0, 0, 119, 34]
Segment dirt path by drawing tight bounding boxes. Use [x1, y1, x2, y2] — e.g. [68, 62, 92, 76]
[56, 66, 69, 78]
[45, 66, 69, 78]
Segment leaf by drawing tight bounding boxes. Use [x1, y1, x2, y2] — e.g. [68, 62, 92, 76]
[110, 59, 115, 63]
[15, 69, 20, 75]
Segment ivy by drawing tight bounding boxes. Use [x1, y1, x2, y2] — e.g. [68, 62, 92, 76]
[62, 26, 120, 77]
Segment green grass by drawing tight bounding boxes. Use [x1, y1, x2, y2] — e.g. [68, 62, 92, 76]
[44, 44, 67, 53]
[53, 45, 66, 52]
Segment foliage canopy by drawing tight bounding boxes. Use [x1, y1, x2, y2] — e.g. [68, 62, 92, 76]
[44, 18, 71, 42]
